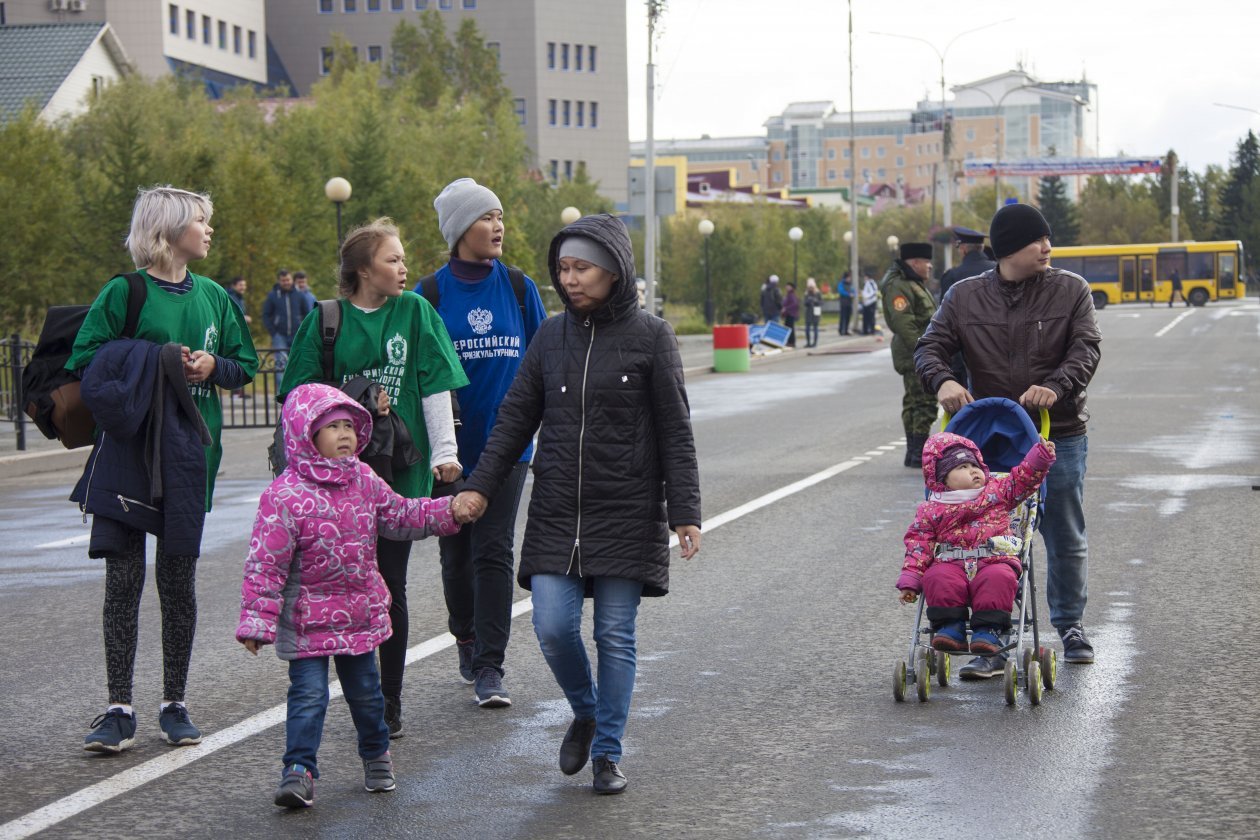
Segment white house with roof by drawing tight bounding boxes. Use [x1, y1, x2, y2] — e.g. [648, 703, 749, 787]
[0, 22, 132, 122]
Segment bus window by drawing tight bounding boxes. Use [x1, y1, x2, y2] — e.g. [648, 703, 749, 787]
[1053, 256, 1084, 275]
[1220, 253, 1236, 286]
[1188, 252, 1214, 279]
[1158, 253, 1187, 281]
[1083, 256, 1119, 285]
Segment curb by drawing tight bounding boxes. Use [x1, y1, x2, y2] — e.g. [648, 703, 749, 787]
[0, 446, 88, 481]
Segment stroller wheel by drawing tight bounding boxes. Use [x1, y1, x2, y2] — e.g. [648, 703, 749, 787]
[1039, 647, 1058, 690]
[1027, 660, 1043, 705]
[893, 660, 907, 702]
[915, 659, 931, 702]
[935, 651, 951, 687]
[1003, 659, 1019, 706]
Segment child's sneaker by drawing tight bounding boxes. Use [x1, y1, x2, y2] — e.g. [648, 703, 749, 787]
[969, 627, 1002, 655]
[83, 707, 137, 753]
[158, 703, 203, 746]
[931, 622, 967, 652]
[275, 764, 315, 808]
[363, 752, 396, 793]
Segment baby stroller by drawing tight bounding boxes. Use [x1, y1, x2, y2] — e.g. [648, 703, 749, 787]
[892, 398, 1057, 706]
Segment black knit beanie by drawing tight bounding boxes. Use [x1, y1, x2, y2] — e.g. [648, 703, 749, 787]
[989, 204, 1052, 259]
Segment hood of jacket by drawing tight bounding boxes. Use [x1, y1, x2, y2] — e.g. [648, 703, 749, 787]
[547, 213, 639, 323]
[281, 382, 374, 486]
[922, 431, 990, 492]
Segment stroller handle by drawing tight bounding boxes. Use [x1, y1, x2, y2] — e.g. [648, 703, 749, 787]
[941, 406, 1051, 439]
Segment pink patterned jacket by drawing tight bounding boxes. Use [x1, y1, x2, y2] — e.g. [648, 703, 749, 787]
[896, 432, 1054, 593]
[236, 383, 459, 659]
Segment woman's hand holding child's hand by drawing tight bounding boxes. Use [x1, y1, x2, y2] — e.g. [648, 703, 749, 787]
[899, 589, 918, 604]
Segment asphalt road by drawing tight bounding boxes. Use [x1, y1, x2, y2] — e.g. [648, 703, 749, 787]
[1, 302, 1258, 839]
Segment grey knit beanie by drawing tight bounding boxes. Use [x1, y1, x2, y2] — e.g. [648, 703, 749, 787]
[433, 178, 502, 250]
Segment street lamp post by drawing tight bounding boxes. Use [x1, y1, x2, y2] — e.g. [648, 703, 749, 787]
[788, 226, 803, 286]
[324, 177, 352, 245]
[698, 219, 715, 325]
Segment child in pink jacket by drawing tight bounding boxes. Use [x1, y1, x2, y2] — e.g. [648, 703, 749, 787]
[237, 383, 459, 808]
[896, 431, 1055, 654]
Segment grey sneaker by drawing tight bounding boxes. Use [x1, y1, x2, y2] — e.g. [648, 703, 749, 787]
[275, 764, 315, 808]
[363, 752, 396, 793]
[456, 638, 476, 685]
[474, 667, 512, 708]
[1059, 624, 1095, 664]
[84, 707, 137, 753]
[158, 703, 203, 745]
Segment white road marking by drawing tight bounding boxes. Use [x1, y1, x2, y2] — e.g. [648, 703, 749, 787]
[0, 445, 894, 840]
[1155, 308, 1195, 337]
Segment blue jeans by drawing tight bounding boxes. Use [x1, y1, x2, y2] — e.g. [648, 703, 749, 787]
[440, 462, 528, 674]
[270, 333, 290, 389]
[531, 575, 643, 764]
[284, 652, 390, 778]
[1040, 434, 1089, 629]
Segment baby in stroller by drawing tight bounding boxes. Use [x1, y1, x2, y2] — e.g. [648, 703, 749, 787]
[896, 431, 1055, 654]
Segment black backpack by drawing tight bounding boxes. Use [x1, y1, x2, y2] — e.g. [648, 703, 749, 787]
[267, 299, 340, 476]
[22, 273, 147, 449]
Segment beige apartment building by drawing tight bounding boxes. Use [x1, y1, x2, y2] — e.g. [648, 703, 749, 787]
[264, 0, 629, 203]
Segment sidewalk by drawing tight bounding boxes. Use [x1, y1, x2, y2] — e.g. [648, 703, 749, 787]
[0, 324, 884, 479]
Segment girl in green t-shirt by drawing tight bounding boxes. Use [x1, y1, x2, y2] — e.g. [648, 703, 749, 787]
[77, 186, 258, 755]
[278, 217, 467, 737]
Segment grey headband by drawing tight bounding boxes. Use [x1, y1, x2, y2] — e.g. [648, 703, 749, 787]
[558, 236, 617, 275]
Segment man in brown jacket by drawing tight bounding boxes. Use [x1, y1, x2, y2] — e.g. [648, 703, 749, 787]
[914, 203, 1102, 677]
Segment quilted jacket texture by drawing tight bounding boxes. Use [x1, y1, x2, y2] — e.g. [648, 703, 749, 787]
[463, 214, 701, 597]
[236, 383, 458, 659]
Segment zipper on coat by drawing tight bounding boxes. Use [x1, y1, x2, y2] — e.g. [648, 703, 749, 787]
[117, 494, 159, 513]
[80, 432, 105, 523]
[565, 317, 596, 578]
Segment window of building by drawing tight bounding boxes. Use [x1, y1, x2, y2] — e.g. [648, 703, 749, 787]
[576, 101, 584, 127]
[827, 148, 836, 159]
[773, 171, 783, 183]
[439, 0, 452, 8]
[185, 9, 194, 39]
[415, 0, 428, 8]
[842, 148, 851, 159]
[463, 0, 476, 7]
[588, 45, 597, 72]
[367, 0, 381, 10]
[590, 101, 598, 128]
[549, 160, 558, 182]
[344, 0, 356, 11]
[562, 100, 570, 127]
[827, 169, 836, 180]
[169, 4, 178, 35]
[320, 46, 334, 75]
[876, 146, 885, 158]
[368, 45, 382, 62]
[561, 43, 569, 70]
[860, 147, 870, 158]
[248, 30, 257, 58]
[564, 160, 573, 181]
[844, 168, 851, 178]
[895, 133, 904, 145]
[391, 0, 404, 9]
[548, 99, 556, 126]
[202, 15, 211, 44]
[772, 150, 781, 162]
[575, 44, 583, 71]
[233, 25, 242, 54]
[218, 20, 227, 49]
[513, 97, 526, 125]
[547, 42, 555, 69]
[877, 168, 886, 178]
[486, 41, 500, 65]
[895, 156, 904, 167]
[966, 127, 975, 141]
[320, 0, 334, 10]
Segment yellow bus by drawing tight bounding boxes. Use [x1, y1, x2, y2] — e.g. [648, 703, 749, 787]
[1050, 241, 1246, 309]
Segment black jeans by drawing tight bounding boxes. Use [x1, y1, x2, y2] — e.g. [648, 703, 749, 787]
[439, 462, 528, 675]
[839, 300, 853, 334]
[376, 535, 413, 698]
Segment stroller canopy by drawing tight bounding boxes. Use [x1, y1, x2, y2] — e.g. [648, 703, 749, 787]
[944, 398, 1044, 474]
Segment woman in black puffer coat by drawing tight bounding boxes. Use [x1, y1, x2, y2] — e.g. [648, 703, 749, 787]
[455, 213, 701, 795]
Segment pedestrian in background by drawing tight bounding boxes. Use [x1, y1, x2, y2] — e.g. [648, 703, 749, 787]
[452, 213, 701, 795]
[70, 185, 258, 753]
[881, 241, 937, 467]
[837, 270, 854, 335]
[237, 383, 459, 808]
[293, 270, 317, 309]
[1168, 268, 1188, 307]
[278, 218, 469, 738]
[916, 202, 1102, 676]
[225, 276, 253, 399]
[803, 277, 823, 347]
[423, 178, 547, 709]
[262, 268, 314, 387]
[936, 227, 994, 387]
[781, 281, 800, 347]
[859, 272, 879, 335]
[760, 274, 783, 323]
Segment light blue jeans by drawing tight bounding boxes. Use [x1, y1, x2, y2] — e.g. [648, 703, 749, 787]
[531, 575, 643, 764]
[1040, 434, 1089, 630]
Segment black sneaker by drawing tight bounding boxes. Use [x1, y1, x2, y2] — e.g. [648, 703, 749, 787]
[559, 717, 597, 775]
[158, 703, 203, 746]
[592, 756, 627, 795]
[274, 764, 315, 808]
[84, 707, 137, 753]
[456, 638, 476, 685]
[1059, 624, 1095, 664]
[363, 752, 396, 793]
[958, 654, 1006, 680]
[473, 667, 512, 708]
[383, 694, 404, 739]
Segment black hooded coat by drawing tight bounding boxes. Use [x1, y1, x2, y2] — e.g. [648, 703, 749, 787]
[462, 214, 701, 597]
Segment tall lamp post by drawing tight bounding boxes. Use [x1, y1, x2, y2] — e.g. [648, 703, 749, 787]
[788, 226, 803, 286]
[324, 177, 352, 245]
[698, 219, 715, 325]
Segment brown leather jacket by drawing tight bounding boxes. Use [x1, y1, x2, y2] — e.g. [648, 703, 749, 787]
[914, 267, 1102, 438]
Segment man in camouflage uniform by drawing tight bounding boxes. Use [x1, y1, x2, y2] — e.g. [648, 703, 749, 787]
[881, 241, 937, 467]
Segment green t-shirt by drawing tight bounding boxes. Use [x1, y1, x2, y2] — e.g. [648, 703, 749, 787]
[278, 292, 468, 498]
[67, 269, 260, 508]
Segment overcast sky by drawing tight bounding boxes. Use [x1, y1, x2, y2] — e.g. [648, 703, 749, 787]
[625, 0, 1260, 173]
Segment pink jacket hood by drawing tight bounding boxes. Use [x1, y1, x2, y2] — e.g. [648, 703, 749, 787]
[282, 382, 374, 486]
[921, 431, 989, 492]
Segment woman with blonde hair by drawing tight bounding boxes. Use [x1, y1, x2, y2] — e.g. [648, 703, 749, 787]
[278, 218, 467, 737]
[70, 185, 258, 752]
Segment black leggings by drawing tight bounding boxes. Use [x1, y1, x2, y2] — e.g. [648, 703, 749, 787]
[376, 536, 414, 698]
[103, 528, 198, 704]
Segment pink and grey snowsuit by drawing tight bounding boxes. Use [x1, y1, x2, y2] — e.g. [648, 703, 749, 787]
[896, 432, 1055, 631]
[236, 383, 459, 659]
